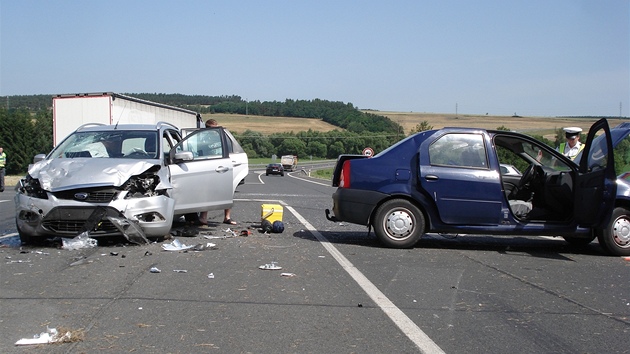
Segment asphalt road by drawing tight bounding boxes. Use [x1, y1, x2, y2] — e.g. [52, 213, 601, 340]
[0, 171, 629, 353]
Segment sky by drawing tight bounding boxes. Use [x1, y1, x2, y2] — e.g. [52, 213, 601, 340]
[1, 0, 628, 117]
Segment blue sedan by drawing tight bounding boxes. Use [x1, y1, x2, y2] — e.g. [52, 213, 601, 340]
[326, 119, 622, 255]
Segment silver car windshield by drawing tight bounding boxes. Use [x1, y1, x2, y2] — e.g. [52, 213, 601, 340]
[49, 130, 159, 159]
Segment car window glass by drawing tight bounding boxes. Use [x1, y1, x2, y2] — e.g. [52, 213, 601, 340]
[587, 127, 610, 171]
[177, 129, 224, 159]
[494, 135, 570, 172]
[50, 131, 158, 159]
[429, 133, 487, 168]
[614, 132, 630, 175]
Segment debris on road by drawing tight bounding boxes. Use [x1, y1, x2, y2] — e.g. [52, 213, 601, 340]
[108, 216, 150, 244]
[149, 266, 161, 273]
[15, 327, 83, 346]
[192, 242, 216, 251]
[281, 272, 296, 277]
[207, 273, 215, 279]
[223, 228, 239, 237]
[62, 232, 97, 250]
[259, 262, 282, 270]
[173, 269, 188, 273]
[161, 239, 195, 251]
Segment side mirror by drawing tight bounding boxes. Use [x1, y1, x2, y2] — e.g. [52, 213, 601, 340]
[33, 154, 46, 163]
[173, 151, 194, 162]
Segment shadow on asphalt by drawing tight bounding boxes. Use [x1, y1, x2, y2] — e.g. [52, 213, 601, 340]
[294, 230, 608, 259]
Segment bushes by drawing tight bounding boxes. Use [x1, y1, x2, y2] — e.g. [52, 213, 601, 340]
[0, 107, 52, 174]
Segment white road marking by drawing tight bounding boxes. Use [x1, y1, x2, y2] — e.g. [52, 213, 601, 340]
[238, 198, 443, 351]
[282, 202, 445, 354]
[287, 172, 330, 186]
[0, 232, 18, 240]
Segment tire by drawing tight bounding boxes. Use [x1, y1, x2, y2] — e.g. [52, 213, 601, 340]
[372, 199, 424, 248]
[596, 207, 630, 256]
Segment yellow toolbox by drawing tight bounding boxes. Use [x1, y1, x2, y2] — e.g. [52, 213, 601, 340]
[261, 204, 283, 223]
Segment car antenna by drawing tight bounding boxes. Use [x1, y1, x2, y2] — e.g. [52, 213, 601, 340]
[113, 95, 127, 130]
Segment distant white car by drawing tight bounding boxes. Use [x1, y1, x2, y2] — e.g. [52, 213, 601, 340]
[15, 122, 248, 244]
[500, 164, 522, 177]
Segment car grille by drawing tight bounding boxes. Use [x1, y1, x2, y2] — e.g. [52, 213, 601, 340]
[42, 206, 123, 236]
[53, 188, 119, 203]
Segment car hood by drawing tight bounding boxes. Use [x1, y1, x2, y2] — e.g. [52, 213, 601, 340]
[28, 158, 161, 192]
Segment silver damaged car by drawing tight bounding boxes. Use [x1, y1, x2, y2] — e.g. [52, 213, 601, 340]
[15, 122, 248, 243]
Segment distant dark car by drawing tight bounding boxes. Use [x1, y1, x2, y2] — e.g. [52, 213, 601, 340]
[266, 163, 284, 176]
[325, 119, 625, 256]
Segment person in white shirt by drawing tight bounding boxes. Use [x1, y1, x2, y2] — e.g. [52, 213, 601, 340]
[556, 127, 584, 160]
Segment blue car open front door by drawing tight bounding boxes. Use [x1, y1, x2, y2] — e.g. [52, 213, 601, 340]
[573, 118, 616, 227]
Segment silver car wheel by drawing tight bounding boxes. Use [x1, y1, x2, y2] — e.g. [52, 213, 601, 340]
[612, 214, 630, 248]
[385, 209, 414, 239]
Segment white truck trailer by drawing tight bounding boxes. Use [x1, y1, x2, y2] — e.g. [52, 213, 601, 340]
[52, 92, 202, 145]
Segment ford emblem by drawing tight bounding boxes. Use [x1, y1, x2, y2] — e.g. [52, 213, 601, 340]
[74, 192, 89, 200]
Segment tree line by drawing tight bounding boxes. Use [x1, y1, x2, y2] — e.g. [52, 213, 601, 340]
[234, 129, 400, 160]
[0, 107, 53, 174]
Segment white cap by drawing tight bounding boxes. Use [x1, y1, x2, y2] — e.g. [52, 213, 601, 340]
[563, 127, 582, 138]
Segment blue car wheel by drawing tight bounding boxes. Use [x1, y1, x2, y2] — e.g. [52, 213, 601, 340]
[597, 207, 630, 256]
[373, 199, 424, 248]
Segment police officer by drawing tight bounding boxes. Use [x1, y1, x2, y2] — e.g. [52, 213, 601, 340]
[557, 127, 584, 160]
[0, 147, 6, 192]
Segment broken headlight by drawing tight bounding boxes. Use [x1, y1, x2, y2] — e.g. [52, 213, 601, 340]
[18, 175, 48, 199]
[122, 171, 161, 199]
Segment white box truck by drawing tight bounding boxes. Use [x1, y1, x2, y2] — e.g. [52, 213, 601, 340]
[280, 155, 298, 171]
[52, 92, 202, 145]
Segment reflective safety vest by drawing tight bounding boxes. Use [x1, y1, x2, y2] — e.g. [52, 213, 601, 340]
[558, 142, 584, 160]
[0, 152, 6, 168]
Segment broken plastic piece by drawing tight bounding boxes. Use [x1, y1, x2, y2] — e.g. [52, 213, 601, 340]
[281, 272, 296, 277]
[150, 266, 161, 273]
[108, 216, 150, 245]
[15, 327, 73, 346]
[161, 239, 195, 251]
[192, 242, 216, 251]
[207, 273, 215, 279]
[62, 232, 98, 250]
[223, 228, 239, 237]
[173, 269, 187, 273]
[259, 262, 282, 270]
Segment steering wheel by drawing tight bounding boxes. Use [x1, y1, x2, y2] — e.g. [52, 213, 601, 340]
[519, 163, 544, 191]
[508, 164, 537, 200]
